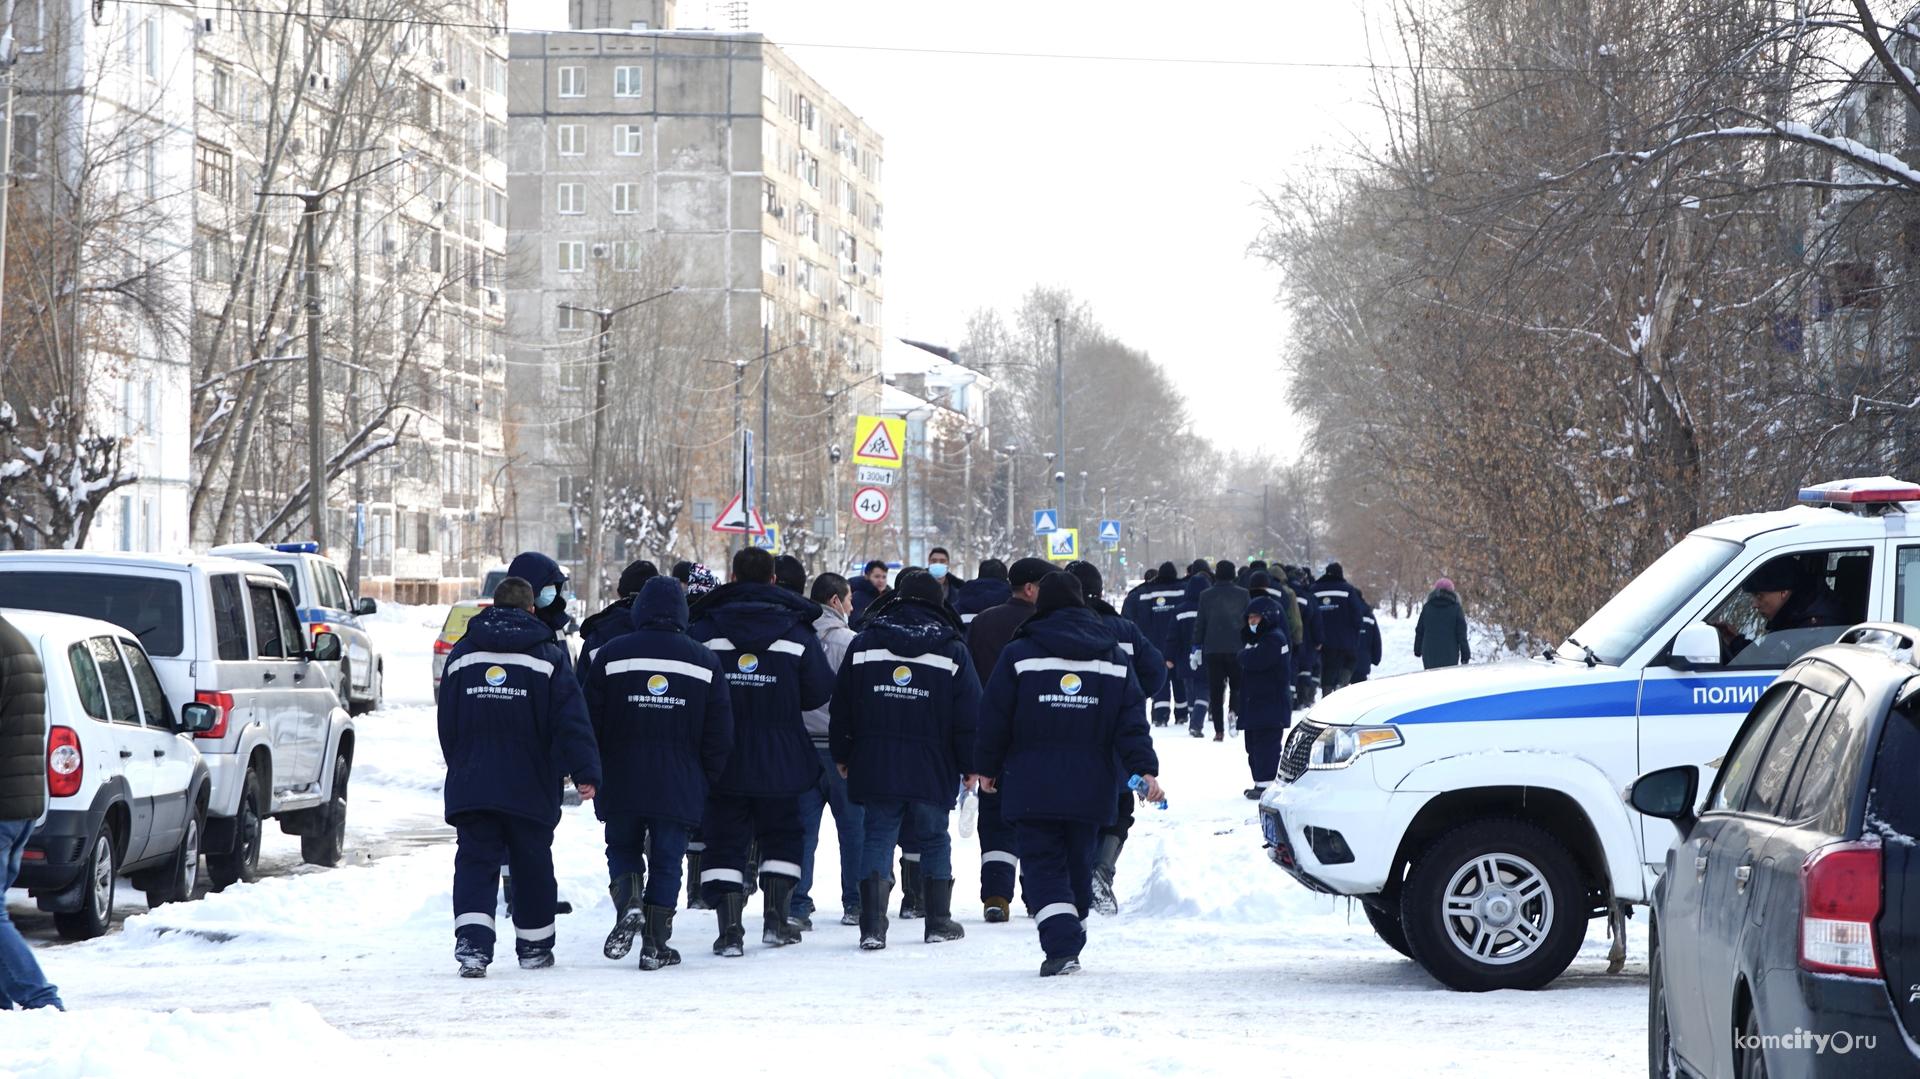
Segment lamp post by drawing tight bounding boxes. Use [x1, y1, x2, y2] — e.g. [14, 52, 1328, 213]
[1053, 317, 1066, 532]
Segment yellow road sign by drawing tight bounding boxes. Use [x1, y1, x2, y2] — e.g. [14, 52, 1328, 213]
[852, 415, 906, 468]
[1046, 528, 1079, 561]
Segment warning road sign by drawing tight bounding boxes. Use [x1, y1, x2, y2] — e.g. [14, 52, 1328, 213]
[1046, 528, 1079, 561]
[710, 492, 766, 535]
[852, 416, 905, 468]
[1032, 509, 1058, 534]
[851, 486, 891, 524]
[751, 524, 780, 551]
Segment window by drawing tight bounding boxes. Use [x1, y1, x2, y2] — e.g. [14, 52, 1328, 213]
[210, 64, 232, 112]
[10, 114, 37, 176]
[1788, 682, 1865, 834]
[557, 241, 585, 272]
[614, 65, 642, 96]
[89, 637, 142, 726]
[763, 179, 779, 215]
[1897, 546, 1920, 626]
[1746, 686, 1830, 816]
[197, 142, 233, 199]
[416, 513, 432, 554]
[799, 149, 818, 188]
[556, 530, 577, 561]
[557, 66, 584, 97]
[1694, 547, 1874, 669]
[123, 643, 169, 727]
[0, 572, 184, 656]
[14, 0, 40, 50]
[195, 233, 234, 281]
[612, 241, 641, 272]
[486, 187, 506, 226]
[557, 124, 584, 156]
[68, 642, 108, 721]
[762, 237, 782, 276]
[614, 124, 644, 155]
[248, 582, 287, 658]
[211, 573, 250, 661]
[1710, 685, 1797, 813]
[558, 306, 585, 331]
[611, 182, 639, 213]
[130, 17, 160, 80]
[557, 182, 585, 214]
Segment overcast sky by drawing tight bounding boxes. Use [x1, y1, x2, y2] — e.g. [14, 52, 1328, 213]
[520, 0, 1379, 459]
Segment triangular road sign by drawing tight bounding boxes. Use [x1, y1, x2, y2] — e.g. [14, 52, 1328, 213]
[854, 417, 903, 465]
[711, 492, 767, 534]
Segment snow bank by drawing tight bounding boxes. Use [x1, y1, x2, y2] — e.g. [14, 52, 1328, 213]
[0, 1000, 360, 1079]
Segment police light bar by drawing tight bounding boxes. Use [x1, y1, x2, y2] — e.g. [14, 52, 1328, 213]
[1797, 477, 1920, 506]
[272, 542, 321, 553]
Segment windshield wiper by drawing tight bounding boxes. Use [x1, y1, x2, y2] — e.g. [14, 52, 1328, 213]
[1565, 637, 1601, 668]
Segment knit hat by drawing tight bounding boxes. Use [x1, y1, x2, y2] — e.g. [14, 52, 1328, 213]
[1157, 561, 1178, 581]
[895, 568, 945, 606]
[1033, 571, 1088, 618]
[1435, 577, 1455, 592]
[617, 560, 659, 596]
[1248, 570, 1271, 593]
[1741, 558, 1803, 594]
[1324, 562, 1345, 581]
[1215, 560, 1236, 582]
[1008, 556, 1053, 589]
[1187, 559, 1211, 577]
[682, 563, 718, 597]
[774, 554, 807, 594]
[1064, 560, 1102, 600]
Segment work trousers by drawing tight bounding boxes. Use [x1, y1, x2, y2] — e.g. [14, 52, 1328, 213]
[976, 788, 1022, 904]
[603, 815, 690, 909]
[1197, 653, 1241, 735]
[1013, 819, 1100, 959]
[1322, 648, 1359, 693]
[1245, 726, 1286, 791]
[1166, 660, 1191, 725]
[452, 811, 557, 960]
[700, 791, 802, 904]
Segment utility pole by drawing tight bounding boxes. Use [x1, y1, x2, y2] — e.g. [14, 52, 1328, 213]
[759, 324, 770, 526]
[1053, 317, 1066, 532]
[0, 32, 15, 397]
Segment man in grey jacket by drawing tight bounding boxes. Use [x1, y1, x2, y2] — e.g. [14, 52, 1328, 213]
[0, 613, 61, 1010]
[1192, 561, 1251, 741]
[794, 572, 862, 928]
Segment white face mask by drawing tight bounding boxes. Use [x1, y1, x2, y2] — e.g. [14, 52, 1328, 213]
[928, 563, 948, 579]
[536, 585, 558, 608]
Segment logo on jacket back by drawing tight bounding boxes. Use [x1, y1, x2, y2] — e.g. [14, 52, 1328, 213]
[738, 654, 759, 674]
[646, 674, 669, 695]
[893, 665, 913, 686]
[1059, 673, 1083, 695]
[484, 665, 507, 686]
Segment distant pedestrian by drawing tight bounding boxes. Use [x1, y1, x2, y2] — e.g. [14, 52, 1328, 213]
[1310, 562, 1368, 693]
[1414, 578, 1471, 669]
[1160, 561, 1212, 732]
[1235, 595, 1294, 799]
[576, 559, 659, 677]
[796, 572, 863, 928]
[952, 560, 1011, 626]
[849, 559, 891, 621]
[964, 555, 1051, 921]
[926, 547, 964, 605]
[774, 555, 809, 595]
[0, 612, 62, 1010]
[1352, 600, 1383, 683]
[1193, 560, 1251, 740]
[1129, 562, 1186, 727]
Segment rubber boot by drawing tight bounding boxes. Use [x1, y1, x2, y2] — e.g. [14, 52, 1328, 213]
[604, 871, 645, 959]
[685, 850, 709, 910]
[1089, 835, 1124, 917]
[1040, 955, 1082, 977]
[761, 873, 803, 946]
[711, 891, 747, 957]
[859, 873, 892, 951]
[637, 904, 681, 970]
[983, 896, 1011, 923]
[922, 877, 965, 943]
[743, 839, 760, 898]
[898, 856, 923, 919]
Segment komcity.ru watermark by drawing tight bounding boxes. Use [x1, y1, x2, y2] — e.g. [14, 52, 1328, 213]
[1734, 1028, 1876, 1054]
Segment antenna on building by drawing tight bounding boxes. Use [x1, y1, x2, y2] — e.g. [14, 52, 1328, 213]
[725, 1, 748, 29]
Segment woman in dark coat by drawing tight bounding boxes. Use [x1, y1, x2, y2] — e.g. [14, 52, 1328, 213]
[1413, 578, 1471, 669]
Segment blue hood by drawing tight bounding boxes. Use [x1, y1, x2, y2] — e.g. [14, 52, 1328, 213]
[860, 601, 961, 657]
[463, 604, 557, 653]
[1014, 605, 1119, 660]
[955, 576, 1011, 612]
[631, 576, 689, 633]
[1182, 575, 1211, 602]
[690, 581, 822, 650]
[508, 551, 568, 591]
[1244, 595, 1285, 640]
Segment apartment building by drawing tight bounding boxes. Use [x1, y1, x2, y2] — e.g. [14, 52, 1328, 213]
[505, 0, 885, 591]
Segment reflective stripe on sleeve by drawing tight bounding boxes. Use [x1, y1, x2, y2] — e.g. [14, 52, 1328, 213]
[1117, 642, 1135, 654]
[982, 851, 1018, 866]
[703, 637, 737, 651]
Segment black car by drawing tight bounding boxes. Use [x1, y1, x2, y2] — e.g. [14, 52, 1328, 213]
[1632, 623, 1920, 1078]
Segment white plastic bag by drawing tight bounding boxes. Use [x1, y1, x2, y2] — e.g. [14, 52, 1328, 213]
[956, 787, 978, 838]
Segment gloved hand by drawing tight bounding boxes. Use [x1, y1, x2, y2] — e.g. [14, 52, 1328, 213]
[1189, 648, 1202, 671]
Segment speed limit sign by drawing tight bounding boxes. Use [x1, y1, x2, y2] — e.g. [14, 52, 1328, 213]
[851, 486, 890, 524]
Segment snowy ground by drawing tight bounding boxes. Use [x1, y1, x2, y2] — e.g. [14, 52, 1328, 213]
[3, 610, 1648, 1078]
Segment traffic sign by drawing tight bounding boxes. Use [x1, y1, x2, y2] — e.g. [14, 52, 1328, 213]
[751, 524, 780, 551]
[710, 492, 766, 534]
[1032, 509, 1058, 534]
[852, 486, 891, 524]
[855, 464, 895, 487]
[1046, 528, 1079, 561]
[852, 415, 905, 468]
[1098, 519, 1122, 543]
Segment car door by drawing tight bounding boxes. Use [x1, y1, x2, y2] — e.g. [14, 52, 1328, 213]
[272, 583, 329, 784]
[1638, 542, 1880, 865]
[122, 637, 193, 855]
[322, 562, 371, 695]
[86, 635, 160, 864]
[246, 576, 303, 792]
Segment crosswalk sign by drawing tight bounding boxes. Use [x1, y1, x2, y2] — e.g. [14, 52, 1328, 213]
[751, 524, 780, 551]
[1046, 528, 1078, 561]
[852, 415, 905, 468]
[1098, 519, 1122, 543]
[1032, 509, 1058, 534]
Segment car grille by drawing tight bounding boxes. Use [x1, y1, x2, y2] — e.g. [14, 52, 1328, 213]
[1279, 720, 1325, 783]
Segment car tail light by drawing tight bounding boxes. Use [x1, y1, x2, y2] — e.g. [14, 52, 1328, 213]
[194, 690, 234, 740]
[1800, 840, 1883, 976]
[310, 621, 332, 643]
[434, 637, 453, 655]
[46, 726, 81, 798]
[20, 848, 43, 861]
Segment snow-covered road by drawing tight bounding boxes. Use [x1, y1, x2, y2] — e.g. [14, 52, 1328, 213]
[3, 608, 1647, 1078]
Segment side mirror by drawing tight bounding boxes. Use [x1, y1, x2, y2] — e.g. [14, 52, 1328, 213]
[355, 597, 378, 616]
[1670, 622, 1722, 669]
[311, 631, 343, 662]
[1628, 764, 1700, 836]
[179, 701, 219, 734]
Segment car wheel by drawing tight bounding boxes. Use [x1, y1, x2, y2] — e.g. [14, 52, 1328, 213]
[207, 770, 264, 890]
[145, 801, 206, 907]
[53, 822, 118, 940]
[1649, 919, 1677, 1078]
[300, 749, 350, 867]
[1398, 817, 1587, 991]
[1737, 1007, 1768, 1079]
[1363, 899, 1413, 958]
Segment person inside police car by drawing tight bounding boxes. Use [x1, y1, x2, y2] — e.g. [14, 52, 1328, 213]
[1711, 555, 1850, 662]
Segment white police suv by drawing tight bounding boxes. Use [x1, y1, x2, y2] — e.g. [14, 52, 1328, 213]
[1259, 476, 1920, 991]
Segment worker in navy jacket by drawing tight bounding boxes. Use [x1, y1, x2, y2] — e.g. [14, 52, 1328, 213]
[975, 572, 1163, 977]
[1286, 566, 1325, 706]
[952, 560, 1012, 625]
[1160, 566, 1213, 734]
[439, 576, 602, 978]
[1311, 562, 1368, 694]
[686, 547, 836, 956]
[1128, 562, 1185, 727]
[964, 555, 1050, 920]
[829, 571, 982, 950]
[1235, 595, 1295, 800]
[582, 576, 733, 971]
[1352, 601, 1383, 684]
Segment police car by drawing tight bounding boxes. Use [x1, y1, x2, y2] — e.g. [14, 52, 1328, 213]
[210, 542, 383, 714]
[1259, 476, 1920, 991]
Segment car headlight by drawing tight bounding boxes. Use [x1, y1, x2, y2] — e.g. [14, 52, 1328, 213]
[1307, 724, 1403, 770]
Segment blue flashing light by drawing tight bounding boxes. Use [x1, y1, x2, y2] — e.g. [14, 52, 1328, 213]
[272, 542, 321, 554]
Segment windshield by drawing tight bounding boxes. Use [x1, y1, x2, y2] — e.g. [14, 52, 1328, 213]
[1559, 534, 1742, 665]
[480, 570, 507, 599]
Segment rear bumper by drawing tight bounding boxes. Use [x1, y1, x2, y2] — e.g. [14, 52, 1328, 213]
[17, 808, 101, 892]
[1749, 966, 1920, 1078]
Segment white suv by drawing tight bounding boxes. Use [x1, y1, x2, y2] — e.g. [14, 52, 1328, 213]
[8, 609, 212, 938]
[0, 551, 355, 890]
[1259, 476, 1920, 991]
[210, 542, 383, 714]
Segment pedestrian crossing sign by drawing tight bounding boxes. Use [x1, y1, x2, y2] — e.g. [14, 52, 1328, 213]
[1046, 528, 1079, 561]
[1098, 519, 1122, 543]
[852, 415, 905, 468]
[1032, 509, 1058, 534]
[751, 524, 779, 551]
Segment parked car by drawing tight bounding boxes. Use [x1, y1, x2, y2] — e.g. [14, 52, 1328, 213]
[478, 566, 509, 600]
[431, 599, 488, 694]
[210, 542, 383, 715]
[9, 609, 214, 939]
[0, 551, 356, 889]
[1259, 475, 1920, 990]
[1633, 623, 1920, 1078]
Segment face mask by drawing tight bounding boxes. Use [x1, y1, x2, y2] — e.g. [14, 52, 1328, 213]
[536, 585, 558, 608]
[928, 564, 948, 579]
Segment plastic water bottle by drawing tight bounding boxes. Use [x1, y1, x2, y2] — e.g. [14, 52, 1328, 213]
[956, 786, 978, 838]
[1129, 774, 1167, 811]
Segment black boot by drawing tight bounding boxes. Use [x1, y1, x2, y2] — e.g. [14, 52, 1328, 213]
[922, 877, 965, 943]
[637, 904, 681, 970]
[685, 850, 709, 910]
[859, 873, 892, 950]
[604, 872, 645, 959]
[898, 857, 923, 919]
[712, 892, 747, 957]
[761, 874, 803, 946]
[1040, 955, 1082, 977]
[1090, 835, 1124, 917]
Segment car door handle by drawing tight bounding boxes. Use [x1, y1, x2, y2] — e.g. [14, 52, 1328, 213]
[263, 671, 276, 682]
[152, 748, 165, 758]
[119, 748, 133, 758]
[293, 670, 306, 682]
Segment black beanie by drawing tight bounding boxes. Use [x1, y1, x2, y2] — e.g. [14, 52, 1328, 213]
[774, 554, 807, 594]
[1215, 560, 1236, 582]
[1741, 557, 1803, 594]
[1157, 561, 1178, 581]
[1064, 560, 1102, 600]
[1187, 559, 1210, 577]
[1033, 571, 1088, 618]
[617, 560, 659, 596]
[895, 568, 945, 605]
[1249, 570, 1271, 592]
[1008, 556, 1053, 589]
[1325, 561, 1344, 581]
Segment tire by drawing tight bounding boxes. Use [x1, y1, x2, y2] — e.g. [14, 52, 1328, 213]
[1649, 919, 1677, 1079]
[1737, 1006, 1768, 1079]
[300, 749, 350, 867]
[1398, 817, 1587, 991]
[145, 801, 205, 907]
[1364, 899, 1413, 958]
[207, 770, 264, 890]
[53, 821, 118, 940]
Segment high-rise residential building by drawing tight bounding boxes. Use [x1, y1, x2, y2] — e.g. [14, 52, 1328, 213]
[505, 0, 885, 598]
